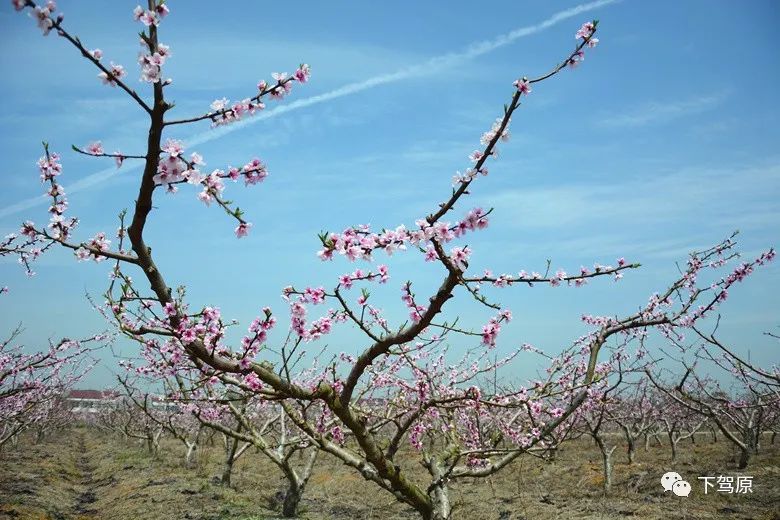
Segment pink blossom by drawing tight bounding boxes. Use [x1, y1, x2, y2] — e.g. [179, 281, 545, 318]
[377, 264, 389, 283]
[21, 221, 37, 238]
[550, 407, 565, 418]
[85, 232, 110, 261]
[153, 155, 186, 186]
[270, 72, 290, 98]
[242, 158, 267, 186]
[180, 328, 197, 344]
[190, 152, 204, 166]
[469, 150, 484, 162]
[304, 286, 326, 304]
[330, 425, 344, 445]
[74, 247, 90, 261]
[235, 222, 251, 238]
[32, 5, 54, 35]
[210, 97, 228, 111]
[239, 357, 252, 370]
[140, 65, 160, 83]
[449, 246, 472, 271]
[338, 274, 353, 289]
[480, 117, 511, 146]
[568, 50, 585, 68]
[294, 63, 311, 83]
[98, 62, 126, 86]
[154, 3, 169, 19]
[243, 372, 262, 391]
[481, 319, 501, 347]
[139, 8, 160, 27]
[575, 21, 596, 40]
[163, 302, 177, 317]
[156, 44, 171, 59]
[162, 139, 184, 157]
[308, 316, 333, 339]
[86, 141, 104, 155]
[513, 78, 532, 95]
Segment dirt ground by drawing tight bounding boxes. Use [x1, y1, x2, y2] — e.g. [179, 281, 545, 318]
[1, 427, 778, 519]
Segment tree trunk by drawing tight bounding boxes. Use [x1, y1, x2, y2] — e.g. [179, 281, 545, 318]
[595, 437, 615, 495]
[621, 426, 635, 464]
[220, 425, 245, 487]
[220, 458, 234, 486]
[738, 447, 751, 469]
[547, 445, 558, 463]
[754, 411, 764, 454]
[282, 480, 303, 518]
[185, 441, 198, 468]
[669, 434, 678, 462]
[279, 449, 318, 517]
[739, 426, 757, 468]
[420, 457, 452, 520]
[753, 427, 761, 454]
[429, 483, 451, 520]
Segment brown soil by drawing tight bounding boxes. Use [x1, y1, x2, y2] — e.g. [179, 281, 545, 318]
[1, 428, 778, 519]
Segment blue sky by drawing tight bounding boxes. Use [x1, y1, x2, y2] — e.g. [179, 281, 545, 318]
[1, 0, 778, 388]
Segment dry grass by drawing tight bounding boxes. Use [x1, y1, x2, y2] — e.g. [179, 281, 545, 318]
[1, 428, 778, 519]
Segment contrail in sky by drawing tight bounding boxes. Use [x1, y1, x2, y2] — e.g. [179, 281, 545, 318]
[0, 0, 618, 220]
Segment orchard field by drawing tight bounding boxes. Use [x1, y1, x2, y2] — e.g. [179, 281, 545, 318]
[2, 2, 779, 520]
[2, 426, 779, 520]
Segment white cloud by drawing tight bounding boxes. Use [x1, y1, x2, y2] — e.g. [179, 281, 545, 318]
[597, 93, 727, 128]
[485, 161, 779, 228]
[0, 0, 619, 221]
[474, 161, 780, 261]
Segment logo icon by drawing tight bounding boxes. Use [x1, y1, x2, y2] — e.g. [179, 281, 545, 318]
[672, 480, 691, 497]
[661, 471, 691, 497]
